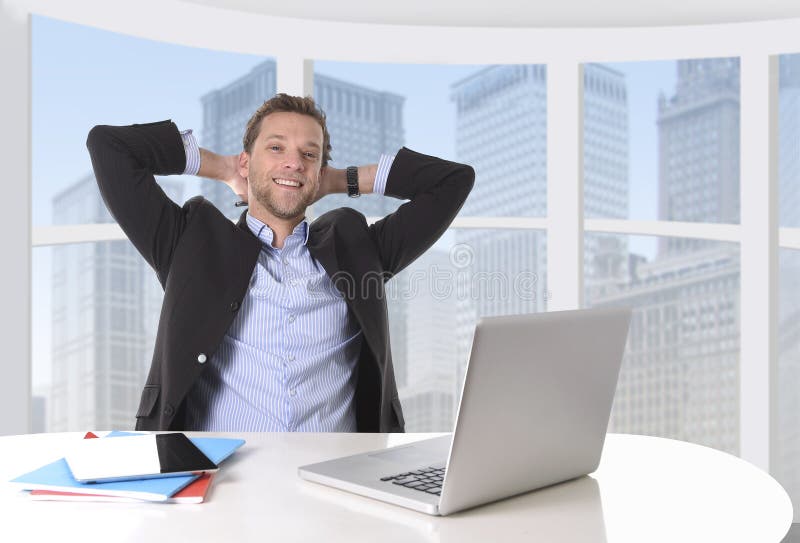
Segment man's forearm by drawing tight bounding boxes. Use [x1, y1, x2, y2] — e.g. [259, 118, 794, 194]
[322, 164, 378, 197]
[198, 148, 237, 181]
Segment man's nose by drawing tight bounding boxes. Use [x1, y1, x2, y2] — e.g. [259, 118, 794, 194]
[282, 149, 305, 170]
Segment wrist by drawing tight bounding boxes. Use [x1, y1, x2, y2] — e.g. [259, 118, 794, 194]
[346, 166, 360, 198]
[226, 154, 240, 182]
[322, 167, 347, 196]
[198, 149, 234, 182]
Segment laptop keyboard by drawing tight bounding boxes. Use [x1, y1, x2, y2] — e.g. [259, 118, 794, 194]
[380, 466, 445, 496]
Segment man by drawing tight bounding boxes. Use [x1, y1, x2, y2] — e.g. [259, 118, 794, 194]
[87, 94, 474, 433]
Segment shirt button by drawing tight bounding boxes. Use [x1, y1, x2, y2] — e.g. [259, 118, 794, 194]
[288, 355, 296, 362]
[282, 258, 288, 266]
[289, 389, 296, 397]
[287, 314, 296, 323]
[164, 404, 174, 416]
[197, 353, 207, 364]
[230, 301, 240, 311]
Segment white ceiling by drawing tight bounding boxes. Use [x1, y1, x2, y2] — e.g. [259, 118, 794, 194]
[182, 0, 800, 28]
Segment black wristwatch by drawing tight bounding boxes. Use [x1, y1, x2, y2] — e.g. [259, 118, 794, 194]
[346, 166, 360, 198]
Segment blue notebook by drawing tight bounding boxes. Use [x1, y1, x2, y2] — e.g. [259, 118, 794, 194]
[9, 432, 245, 502]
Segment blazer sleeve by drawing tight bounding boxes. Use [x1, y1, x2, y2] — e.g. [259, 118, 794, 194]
[86, 120, 190, 286]
[369, 147, 475, 276]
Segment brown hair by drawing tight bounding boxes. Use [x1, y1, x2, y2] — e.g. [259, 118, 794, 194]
[242, 93, 332, 167]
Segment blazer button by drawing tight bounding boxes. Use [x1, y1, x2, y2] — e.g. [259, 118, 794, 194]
[197, 353, 207, 364]
[230, 301, 240, 311]
[164, 404, 174, 416]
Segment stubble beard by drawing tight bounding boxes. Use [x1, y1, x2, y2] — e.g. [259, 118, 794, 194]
[251, 172, 316, 221]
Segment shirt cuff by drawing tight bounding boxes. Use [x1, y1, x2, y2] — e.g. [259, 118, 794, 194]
[372, 154, 395, 195]
[180, 129, 201, 176]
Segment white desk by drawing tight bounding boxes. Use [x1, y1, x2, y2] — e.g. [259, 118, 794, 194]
[0, 432, 792, 542]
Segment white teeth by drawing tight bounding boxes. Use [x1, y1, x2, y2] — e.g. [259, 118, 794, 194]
[274, 178, 301, 187]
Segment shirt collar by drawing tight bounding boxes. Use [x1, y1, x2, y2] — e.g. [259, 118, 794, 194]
[245, 213, 310, 247]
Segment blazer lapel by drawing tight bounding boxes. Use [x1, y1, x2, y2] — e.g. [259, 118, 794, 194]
[308, 218, 388, 368]
[235, 210, 263, 291]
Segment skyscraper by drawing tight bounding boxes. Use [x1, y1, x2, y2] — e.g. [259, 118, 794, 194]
[594, 244, 740, 453]
[395, 244, 460, 431]
[450, 66, 550, 376]
[199, 60, 278, 219]
[406, 63, 630, 432]
[584, 64, 631, 289]
[312, 73, 406, 218]
[450, 63, 630, 307]
[657, 58, 740, 255]
[50, 174, 182, 431]
[591, 58, 742, 453]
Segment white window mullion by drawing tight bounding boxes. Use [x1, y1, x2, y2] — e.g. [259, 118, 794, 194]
[739, 54, 779, 471]
[276, 56, 314, 97]
[546, 62, 584, 311]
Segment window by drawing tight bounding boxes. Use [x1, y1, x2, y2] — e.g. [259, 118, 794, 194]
[586, 234, 740, 453]
[31, 15, 272, 431]
[20, 10, 795, 521]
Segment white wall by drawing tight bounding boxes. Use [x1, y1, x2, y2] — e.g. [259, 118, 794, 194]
[0, 4, 31, 436]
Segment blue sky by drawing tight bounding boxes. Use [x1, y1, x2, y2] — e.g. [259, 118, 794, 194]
[31, 15, 677, 388]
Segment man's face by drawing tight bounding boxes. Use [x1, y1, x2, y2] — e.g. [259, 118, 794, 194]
[242, 111, 324, 222]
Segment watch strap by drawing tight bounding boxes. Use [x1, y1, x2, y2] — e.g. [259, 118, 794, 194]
[346, 166, 360, 198]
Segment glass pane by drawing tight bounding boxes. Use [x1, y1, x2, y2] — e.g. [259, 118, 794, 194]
[585, 234, 740, 454]
[32, 15, 270, 226]
[313, 62, 546, 218]
[583, 64, 628, 221]
[587, 58, 740, 226]
[32, 14, 273, 429]
[778, 249, 800, 521]
[197, 62, 278, 219]
[780, 53, 800, 228]
[34, 230, 545, 433]
[393, 230, 546, 432]
[34, 240, 163, 432]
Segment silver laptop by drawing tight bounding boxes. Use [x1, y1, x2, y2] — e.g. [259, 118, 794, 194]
[298, 307, 631, 516]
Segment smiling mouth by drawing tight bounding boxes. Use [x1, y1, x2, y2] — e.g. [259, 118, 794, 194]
[273, 177, 303, 188]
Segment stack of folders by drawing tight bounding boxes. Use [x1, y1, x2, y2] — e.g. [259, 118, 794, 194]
[9, 431, 245, 504]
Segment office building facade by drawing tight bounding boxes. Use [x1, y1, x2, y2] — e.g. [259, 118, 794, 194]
[657, 58, 740, 255]
[50, 175, 182, 431]
[592, 245, 740, 453]
[592, 58, 742, 453]
[417, 63, 630, 431]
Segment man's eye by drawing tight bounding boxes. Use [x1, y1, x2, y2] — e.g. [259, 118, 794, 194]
[304, 152, 317, 159]
[269, 145, 281, 151]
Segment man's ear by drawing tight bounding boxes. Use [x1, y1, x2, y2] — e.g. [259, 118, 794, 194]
[238, 151, 249, 179]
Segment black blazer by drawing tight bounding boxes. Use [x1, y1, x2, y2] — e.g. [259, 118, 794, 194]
[86, 120, 474, 432]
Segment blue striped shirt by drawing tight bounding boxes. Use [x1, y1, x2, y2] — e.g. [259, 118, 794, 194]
[179, 129, 395, 431]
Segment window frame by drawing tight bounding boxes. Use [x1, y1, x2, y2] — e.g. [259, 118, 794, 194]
[6, 3, 796, 485]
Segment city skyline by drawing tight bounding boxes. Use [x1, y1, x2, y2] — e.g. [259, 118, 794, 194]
[31, 17, 736, 418]
[31, 15, 681, 393]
